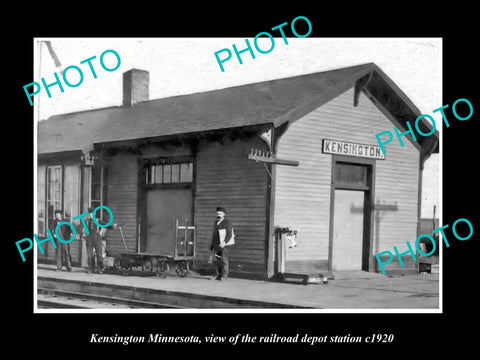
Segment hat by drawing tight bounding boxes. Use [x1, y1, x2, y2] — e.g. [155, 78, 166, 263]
[216, 207, 226, 213]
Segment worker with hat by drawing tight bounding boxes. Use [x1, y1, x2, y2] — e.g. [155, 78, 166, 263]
[83, 206, 116, 274]
[210, 206, 235, 280]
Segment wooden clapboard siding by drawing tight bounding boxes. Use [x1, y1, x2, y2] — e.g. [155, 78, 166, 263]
[275, 88, 420, 266]
[195, 136, 269, 279]
[104, 142, 194, 255]
[102, 137, 269, 278]
[105, 155, 138, 254]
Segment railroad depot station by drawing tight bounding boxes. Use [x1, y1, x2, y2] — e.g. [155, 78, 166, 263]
[37, 63, 439, 281]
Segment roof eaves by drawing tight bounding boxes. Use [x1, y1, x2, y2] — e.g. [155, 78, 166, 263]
[365, 65, 440, 149]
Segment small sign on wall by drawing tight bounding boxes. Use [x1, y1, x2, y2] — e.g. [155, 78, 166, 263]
[322, 139, 386, 160]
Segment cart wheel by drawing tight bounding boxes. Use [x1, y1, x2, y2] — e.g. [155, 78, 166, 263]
[175, 268, 187, 278]
[176, 262, 191, 278]
[121, 267, 131, 276]
[157, 271, 168, 279]
[160, 262, 170, 273]
[156, 262, 169, 278]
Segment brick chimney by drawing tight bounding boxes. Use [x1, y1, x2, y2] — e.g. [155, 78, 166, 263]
[123, 69, 149, 106]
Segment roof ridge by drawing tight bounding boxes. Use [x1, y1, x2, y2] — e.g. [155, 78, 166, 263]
[41, 63, 377, 122]
[42, 105, 121, 122]
[39, 62, 438, 157]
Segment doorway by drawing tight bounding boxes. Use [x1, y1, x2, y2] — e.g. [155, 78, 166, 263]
[140, 159, 194, 255]
[145, 188, 193, 254]
[332, 189, 365, 270]
[329, 158, 374, 271]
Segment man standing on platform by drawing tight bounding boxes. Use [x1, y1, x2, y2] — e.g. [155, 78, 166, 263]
[84, 206, 116, 274]
[210, 206, 235, 281]
[51, 210, 73, 272]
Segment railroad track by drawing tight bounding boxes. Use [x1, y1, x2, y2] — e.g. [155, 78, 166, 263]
[37, 288, 187, 309]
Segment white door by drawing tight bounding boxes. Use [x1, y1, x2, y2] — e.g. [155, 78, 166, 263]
[332, 189, 364, 270]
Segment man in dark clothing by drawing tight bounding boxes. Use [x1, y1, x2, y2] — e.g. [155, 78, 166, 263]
[50, 210, 72, 271]
[83, 206, 115, 274]
[210, 207, 234, 280]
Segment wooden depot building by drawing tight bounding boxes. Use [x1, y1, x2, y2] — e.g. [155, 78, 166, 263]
[37, 63, 439, 279]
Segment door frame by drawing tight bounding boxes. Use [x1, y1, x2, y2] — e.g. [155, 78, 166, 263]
[137, 155, 196, 253]
[328, 155, 376, 271]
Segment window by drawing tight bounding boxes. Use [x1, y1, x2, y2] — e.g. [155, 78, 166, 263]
[37, 166, 46, 235]
[146, 161, 193, 185]
[46, 166, 62, 232]
[163, 164, 172, 183]
[64, 165, 80, 222]
[90, 163, 107, 220]
[180, 163, 193, 182]
[171, 164, 180, 183]
[335, 162, 368, 187]
[37, 164, 82, 235]
[91, 165, 102, 209]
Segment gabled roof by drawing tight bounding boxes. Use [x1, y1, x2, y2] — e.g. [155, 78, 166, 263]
[38, 63, 439, 157]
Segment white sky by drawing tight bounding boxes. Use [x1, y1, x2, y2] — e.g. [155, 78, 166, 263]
[33, 37, 441, 218]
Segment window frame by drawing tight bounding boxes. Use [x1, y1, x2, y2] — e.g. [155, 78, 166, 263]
[37, 165, 47, 236]
[88, 161, 108, 221]
[45, 165, 63, 235]
[334, 161, 369, 190]
[143, 156, 194, 188]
